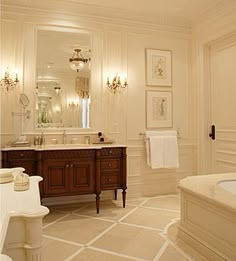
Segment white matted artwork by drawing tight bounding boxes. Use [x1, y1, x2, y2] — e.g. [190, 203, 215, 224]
[145, 49, 172, 86]
[146, 90, 172, 128]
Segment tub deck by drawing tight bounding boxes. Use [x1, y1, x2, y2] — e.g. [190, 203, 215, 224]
[178, 173, 236, 261]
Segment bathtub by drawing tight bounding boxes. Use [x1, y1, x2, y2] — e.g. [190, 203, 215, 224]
[178, 173, 236, 261]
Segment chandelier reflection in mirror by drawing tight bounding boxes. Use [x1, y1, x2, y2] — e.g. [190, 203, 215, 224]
[69, 48, 91, 72]
[0, 68, 19, 92]
[107, 74, 128, 94]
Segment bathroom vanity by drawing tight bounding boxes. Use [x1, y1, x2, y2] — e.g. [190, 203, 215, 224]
[2, 145, 127, 213]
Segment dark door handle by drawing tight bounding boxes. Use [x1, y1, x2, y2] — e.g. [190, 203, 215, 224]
[209, 125, 215, 140]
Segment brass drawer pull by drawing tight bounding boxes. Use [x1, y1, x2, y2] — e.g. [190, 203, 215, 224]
[66, 164, 69, 168]
[108, 178, 111, 182]
[109, 150, 113, 154]
[108, 163, 112, 167]
[20, 153, 24, 157]
[70, 164, 73, 167]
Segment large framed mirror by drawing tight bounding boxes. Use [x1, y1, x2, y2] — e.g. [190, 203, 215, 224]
[36, 29, 91, 128]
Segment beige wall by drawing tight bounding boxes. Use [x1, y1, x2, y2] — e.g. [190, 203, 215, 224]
[0, 6, 197, 197]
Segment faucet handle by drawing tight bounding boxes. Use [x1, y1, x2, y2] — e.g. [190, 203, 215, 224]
[84, 136, 90, 144]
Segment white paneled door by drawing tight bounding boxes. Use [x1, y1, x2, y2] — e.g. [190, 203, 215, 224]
[210, 35, 236, 173]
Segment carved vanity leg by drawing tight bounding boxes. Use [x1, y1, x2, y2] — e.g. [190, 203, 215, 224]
[122, 189, 126, 208]
[114, 189, 117, 200]
[95, 193, 100, 214]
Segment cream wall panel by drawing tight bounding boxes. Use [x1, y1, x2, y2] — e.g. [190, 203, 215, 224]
[102, 31, 128, 143]
[127, 143, 196, 196]
[1, 19, 23, 140]
[127, 32, 191, 139]
[21, 23, 37, 134]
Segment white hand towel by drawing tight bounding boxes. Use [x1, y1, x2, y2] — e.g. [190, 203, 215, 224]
[145, 131, 178, 167]
[163, 136, 179, 168]
[149, 136, 165, 168]
[147, 132, 179, 169]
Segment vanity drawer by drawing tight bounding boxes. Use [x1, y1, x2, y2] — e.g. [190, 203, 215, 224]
[7, 150, 35, 160]
[101, 174, 120, 187]
[101, 159, 120, 171]
[100, 148, 122, 157]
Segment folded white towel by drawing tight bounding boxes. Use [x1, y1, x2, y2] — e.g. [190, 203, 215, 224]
[145, 131, 179, 169]
[149, 136, 165, 168]
[145, 131, 176, 166]
[162, 136, 179, 168]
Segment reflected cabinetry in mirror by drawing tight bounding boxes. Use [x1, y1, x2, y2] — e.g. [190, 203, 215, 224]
[36, 29, 91, 128]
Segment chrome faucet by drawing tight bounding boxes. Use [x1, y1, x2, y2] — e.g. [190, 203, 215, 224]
[40, 132, 45, 146]
[63, 129, 67, 144]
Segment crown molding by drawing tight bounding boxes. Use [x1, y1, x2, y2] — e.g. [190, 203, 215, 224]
[1, 0, 191, 35]
[193, 0, 236, 30]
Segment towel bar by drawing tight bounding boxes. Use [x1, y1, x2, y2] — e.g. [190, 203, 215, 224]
[139, 130, 181, 139]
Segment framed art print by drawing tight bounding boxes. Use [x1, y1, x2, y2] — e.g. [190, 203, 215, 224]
[145, 49, 172, 86]
[146, 90, 172, 128]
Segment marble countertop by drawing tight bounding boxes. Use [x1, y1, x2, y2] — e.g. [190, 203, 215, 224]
[2, 144, 127, 151]
[178, 173, 236, 211]
[0, 176, 49, 253]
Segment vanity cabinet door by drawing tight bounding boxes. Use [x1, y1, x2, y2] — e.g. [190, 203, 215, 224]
[43, 160, 69, 196]
[69, 159, 95, 193]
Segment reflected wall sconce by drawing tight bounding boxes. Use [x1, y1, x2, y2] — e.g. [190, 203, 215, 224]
[67, 98, 80, 109]
[106, 74, 128, 94]
[69, 48, 91, 72]
[0, 68, 19, 92]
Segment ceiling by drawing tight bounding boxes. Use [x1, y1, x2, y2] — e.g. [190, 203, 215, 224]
[2, 0, 232, 28]
[67, 0, 224, 24]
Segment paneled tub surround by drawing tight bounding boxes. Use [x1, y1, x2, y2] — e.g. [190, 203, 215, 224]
[178, 173, 236, 261]
[1, 144, 127, 214]
[0, 176, 49, 261]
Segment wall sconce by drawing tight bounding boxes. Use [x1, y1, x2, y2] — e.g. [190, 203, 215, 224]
[67, 99, 80, 109]
[106, 74, 128, 93]
[54, 83, 61, 94]
[0, 68, 19, 92]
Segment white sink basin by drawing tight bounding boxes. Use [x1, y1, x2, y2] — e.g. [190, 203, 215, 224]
[214, 179, 236, 208]
[217, 179, 236, 195]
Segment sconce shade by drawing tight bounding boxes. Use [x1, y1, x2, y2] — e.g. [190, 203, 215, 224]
[69, 48, 90, 72]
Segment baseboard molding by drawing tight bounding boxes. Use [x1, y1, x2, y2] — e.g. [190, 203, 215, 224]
[178, 226, 226, 261]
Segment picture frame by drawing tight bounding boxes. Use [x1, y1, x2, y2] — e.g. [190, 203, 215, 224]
[145, 48, 172, 86]
[146, 90, 172, 128]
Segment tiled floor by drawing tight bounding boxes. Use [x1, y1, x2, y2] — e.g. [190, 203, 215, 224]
[42, 195, 207, 261]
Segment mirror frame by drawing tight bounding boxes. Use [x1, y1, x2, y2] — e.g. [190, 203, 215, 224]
[35, 25, 93, 131]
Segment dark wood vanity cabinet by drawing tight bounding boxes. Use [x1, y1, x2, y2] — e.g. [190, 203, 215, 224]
[1, 146, 127, 213]
[38, 150, 96, 197]
[1, 150, 36, 176]
[42, 158, 95, 196]
[99, 147, 127, 207]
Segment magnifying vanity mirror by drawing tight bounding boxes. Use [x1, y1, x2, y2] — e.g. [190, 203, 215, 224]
[36, 29, 91, 128]
[20, 93, 30, 107]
